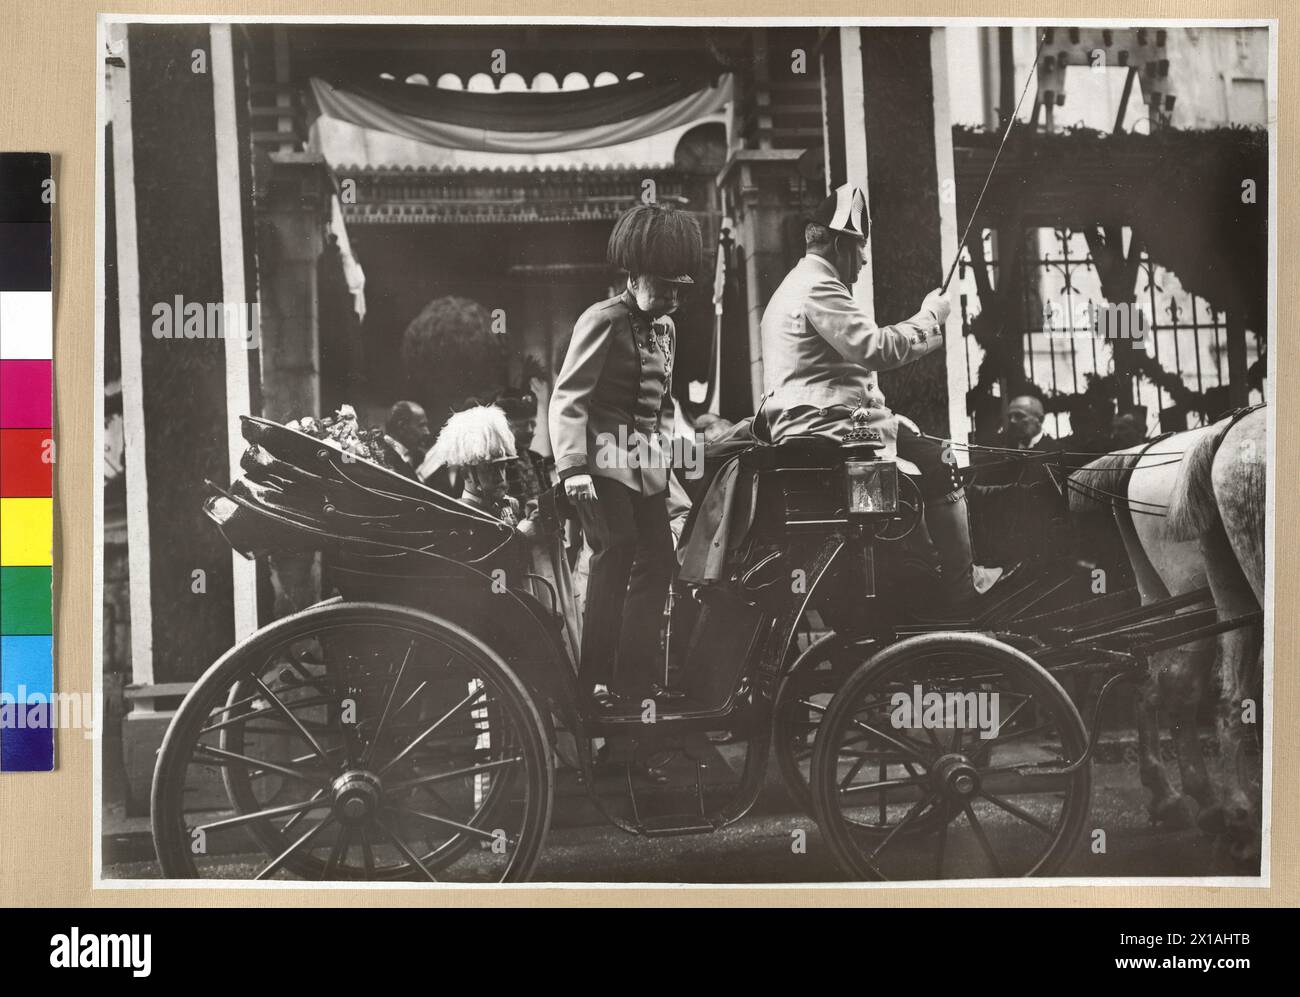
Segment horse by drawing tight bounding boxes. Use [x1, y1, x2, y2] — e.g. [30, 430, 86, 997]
[1166, 406, 1266, 862]
[1067, 406, 1266, 865]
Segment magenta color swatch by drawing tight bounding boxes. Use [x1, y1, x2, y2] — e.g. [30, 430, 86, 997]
[0, 360, 51, 428]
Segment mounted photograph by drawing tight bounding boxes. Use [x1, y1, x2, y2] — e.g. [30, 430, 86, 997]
[95, 16, 1274, 885]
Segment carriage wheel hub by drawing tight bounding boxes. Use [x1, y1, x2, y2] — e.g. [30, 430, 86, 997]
[932, 754, 980, 800]
[331, 769, 382, 823]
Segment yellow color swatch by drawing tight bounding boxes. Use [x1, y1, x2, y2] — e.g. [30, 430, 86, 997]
[1, 498, 53, 566]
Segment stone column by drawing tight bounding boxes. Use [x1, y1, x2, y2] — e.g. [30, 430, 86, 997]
[256, 152, 333, 422]
[858, 26, 958, 436]
[255, 152, 334, 617]
[717, 149, 818, 411]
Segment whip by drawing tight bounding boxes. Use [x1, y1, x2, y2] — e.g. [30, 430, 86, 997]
[941, 30, 1049, 293]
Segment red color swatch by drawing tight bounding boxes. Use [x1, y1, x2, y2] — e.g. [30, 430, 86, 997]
[0, 429, 52, 496]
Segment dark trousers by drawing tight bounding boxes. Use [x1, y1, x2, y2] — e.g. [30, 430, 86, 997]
[895, 423, 962, 501]
[575, 476, 675, 695]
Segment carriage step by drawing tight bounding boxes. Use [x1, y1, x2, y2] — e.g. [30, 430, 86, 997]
[636, 815, 717, 837]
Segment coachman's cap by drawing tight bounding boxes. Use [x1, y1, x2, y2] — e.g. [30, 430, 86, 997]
[607, 202, 703, 285]
[809, 183, 869, 240]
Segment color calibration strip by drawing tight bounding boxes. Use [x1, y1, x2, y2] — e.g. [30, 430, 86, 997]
[0, 152, 54, 771]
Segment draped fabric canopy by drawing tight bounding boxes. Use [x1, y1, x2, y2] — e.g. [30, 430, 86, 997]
[309, 73, 733, 154]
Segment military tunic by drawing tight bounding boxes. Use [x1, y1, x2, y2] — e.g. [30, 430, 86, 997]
[759, 254, 946, 456]
[550, 289, 675, 497]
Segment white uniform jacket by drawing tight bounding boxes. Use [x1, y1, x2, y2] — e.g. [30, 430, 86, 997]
[758, 254, 945, 457]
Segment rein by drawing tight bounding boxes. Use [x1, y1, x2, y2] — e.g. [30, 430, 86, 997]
[925, 432, 1179, 516]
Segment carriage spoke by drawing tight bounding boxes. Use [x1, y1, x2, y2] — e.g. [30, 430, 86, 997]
[839, 752, 870, 790]
[254, 815, 334, 880]
[385, 755, 522, 794]
[323, 826, 352, 878]
[194, 743, 331, 788]
[199, 698, 334, 736]
[978, 759, 1071, 778]
[282, 788, 329, 833]
[840, 774, 929, 796]
[865, 792, 938, 866]
[962, 803, 1002, 876]
[374, 816, 439, 883]
[392, 680, 431, 724]
[378, 685, 489, 776]
[981, 792, 1057, 835]
[360, 826, 375, 878]
[363, 641, 418, 766]
[253, 677, 333, 766]
[195, 796, 329, 834]
[393, 804, 514, 846]
[877, 761, 887, 825]
[934, 808, 949, 878]
[209, 690, 275, 718]
[995, 696, 1032, 729]
[850, 718, 929, 765]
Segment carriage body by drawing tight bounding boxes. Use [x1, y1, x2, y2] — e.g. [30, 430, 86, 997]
[205, 417, 875, 743]
[154, 414, 1123, 882]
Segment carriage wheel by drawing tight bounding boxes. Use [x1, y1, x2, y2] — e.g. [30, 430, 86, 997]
[773, 634, 863, 816]
[152, 602, 554, 882]
[810, 632, 1091, 881]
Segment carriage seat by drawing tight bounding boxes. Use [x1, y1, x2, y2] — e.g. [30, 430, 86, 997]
[736, 434, 842, 471]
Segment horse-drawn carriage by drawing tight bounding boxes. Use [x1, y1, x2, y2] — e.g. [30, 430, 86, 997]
[150, 407, 1264, 882]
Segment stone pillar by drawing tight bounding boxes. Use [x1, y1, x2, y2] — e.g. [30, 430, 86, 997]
[859, 26, 957, 436]
[256, 152, 332, 422]
[717, 149, 819, 411]
[255, 152, 334, 617]
[109, 21, 263, 810]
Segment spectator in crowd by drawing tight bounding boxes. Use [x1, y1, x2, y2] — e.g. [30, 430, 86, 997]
[1111, 409, 1146, 449]
[381, 400, 432, 479]
[968, 384, 1061, 566]
[496, 386, 555, 506]
[1003, 389, 1054, 451]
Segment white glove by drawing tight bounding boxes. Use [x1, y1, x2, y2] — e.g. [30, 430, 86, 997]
[922, 287, 951, 329]
[564, 473, 597, 502]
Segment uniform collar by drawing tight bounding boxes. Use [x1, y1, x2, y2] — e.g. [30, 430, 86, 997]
[621, 288, 673, 332]
[621, 288, 648, 319]
[805, 253, 845, 285]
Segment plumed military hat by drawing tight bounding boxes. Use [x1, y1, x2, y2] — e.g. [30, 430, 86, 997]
[423, 404, 517, 473]
[809, 183, 869, 240]
[607, 202, 703, 284]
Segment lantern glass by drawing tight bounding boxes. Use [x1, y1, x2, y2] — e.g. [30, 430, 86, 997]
[845, 459, 899, 517]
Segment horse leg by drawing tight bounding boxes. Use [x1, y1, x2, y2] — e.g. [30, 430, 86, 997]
[1113, 508, 1196, 827]
[1197, 525, 1263, 867]
[1135, 653, 1195, 828]
[1161, 638, 1217, 814]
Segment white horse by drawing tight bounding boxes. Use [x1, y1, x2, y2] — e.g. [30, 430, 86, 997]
[1069, 407, 1265, 864]
[1167, 407, 1266, 862]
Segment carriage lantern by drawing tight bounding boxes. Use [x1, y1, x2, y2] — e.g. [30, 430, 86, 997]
[840, 407, 899, 523]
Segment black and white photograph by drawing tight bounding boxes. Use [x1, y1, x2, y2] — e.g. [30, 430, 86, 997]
[96, 15, 1275, 885]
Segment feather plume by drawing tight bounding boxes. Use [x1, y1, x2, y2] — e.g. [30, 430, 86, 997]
[421, 405, 516, 475]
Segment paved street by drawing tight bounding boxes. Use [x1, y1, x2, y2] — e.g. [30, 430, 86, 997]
[104, 756, 1249, 883]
